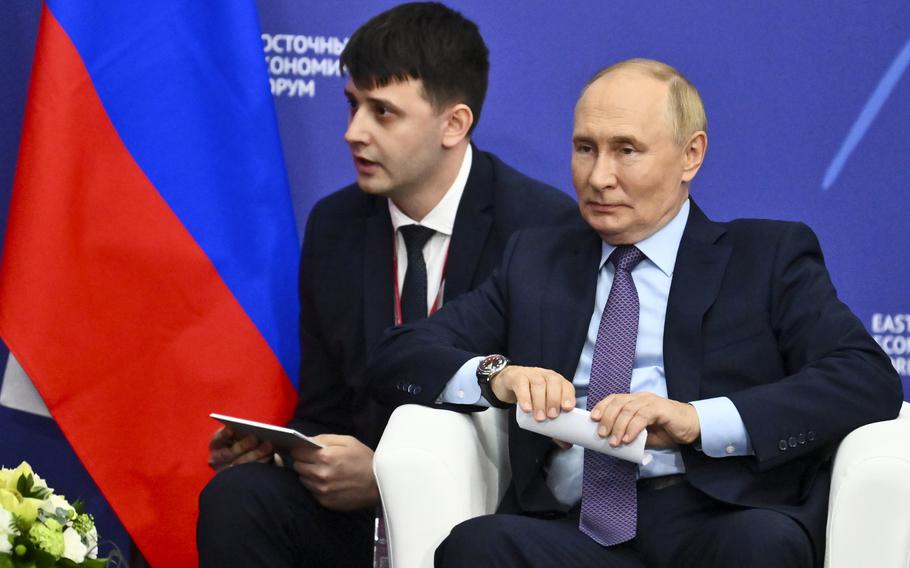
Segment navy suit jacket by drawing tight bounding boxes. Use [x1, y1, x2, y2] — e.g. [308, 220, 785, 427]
[287, 148, 577, 449]
[368, 201, 902, 559]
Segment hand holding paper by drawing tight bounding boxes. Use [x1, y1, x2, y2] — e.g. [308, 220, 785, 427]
[516, 407, 652, 465]
[210, 413, 324, 451]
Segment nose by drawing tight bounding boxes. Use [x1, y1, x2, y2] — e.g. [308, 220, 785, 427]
[587, 154, 617, 192]
[344, 107, 370, 146]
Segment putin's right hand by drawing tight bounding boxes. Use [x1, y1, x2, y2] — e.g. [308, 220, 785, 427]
[491, 365, 576, 421]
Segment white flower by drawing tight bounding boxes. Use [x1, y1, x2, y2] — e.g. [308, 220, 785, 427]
[62, 526, 88, 563]
[39, 493, 74, 520]
[30, 470, 49, 491]
[84, 526, 99, 559]
[0, 506, 18, 554]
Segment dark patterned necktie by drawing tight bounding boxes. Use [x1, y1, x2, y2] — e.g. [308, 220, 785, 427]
[579, 245, 645, 546]
[399, 225, 435, 324]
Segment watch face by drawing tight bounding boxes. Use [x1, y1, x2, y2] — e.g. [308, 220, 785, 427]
[476, 354, 512, 408]
[478, 354, 507, 379]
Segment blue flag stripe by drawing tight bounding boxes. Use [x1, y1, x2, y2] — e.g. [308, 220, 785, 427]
[47, 0, 300, 382]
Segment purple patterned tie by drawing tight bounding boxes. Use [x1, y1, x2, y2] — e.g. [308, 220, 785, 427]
[579, 245, 645, 546]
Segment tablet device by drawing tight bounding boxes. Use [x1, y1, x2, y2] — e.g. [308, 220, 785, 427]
[210, 413, 324, 450]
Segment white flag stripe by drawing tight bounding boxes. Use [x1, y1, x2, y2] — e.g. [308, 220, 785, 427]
[0, 353, 51, 417]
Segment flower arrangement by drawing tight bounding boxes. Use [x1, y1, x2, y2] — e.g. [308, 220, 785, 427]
[0, 462, 108, 568]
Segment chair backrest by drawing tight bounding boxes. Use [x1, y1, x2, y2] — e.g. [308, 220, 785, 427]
[472, 408, 512, 510]
[825, 401, 910, 568]
[375, 405, 511, 568]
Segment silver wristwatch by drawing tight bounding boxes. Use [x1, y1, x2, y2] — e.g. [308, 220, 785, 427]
[476, 354, 512, 408]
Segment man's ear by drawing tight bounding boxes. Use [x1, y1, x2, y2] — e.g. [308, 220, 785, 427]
[441, 103, 474, 149]
[681, 131, 707, 183]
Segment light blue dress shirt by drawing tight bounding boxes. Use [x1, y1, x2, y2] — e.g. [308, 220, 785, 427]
[440, 199, 753, 507]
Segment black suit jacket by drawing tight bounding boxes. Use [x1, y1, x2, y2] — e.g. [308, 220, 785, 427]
[368, 201, 902, 559]
[287, 148, 577, 449]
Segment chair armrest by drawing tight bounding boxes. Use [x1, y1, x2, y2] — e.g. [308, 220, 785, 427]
[825, 402, 910, 568]
[374, 404, 510, 568]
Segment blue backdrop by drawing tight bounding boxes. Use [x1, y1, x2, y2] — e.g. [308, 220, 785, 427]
[2, 0, 908, 556]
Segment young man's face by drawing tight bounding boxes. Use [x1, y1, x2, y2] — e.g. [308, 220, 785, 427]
[343, 78, 449, 202]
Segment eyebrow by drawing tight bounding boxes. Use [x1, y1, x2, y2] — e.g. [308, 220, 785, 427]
[343, 88, 403, 114]
[572, 133, 595, 145]
[610, 135, 640, 145]
[571, 134, 643, 147]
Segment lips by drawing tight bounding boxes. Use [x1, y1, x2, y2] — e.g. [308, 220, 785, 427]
[352, 155, 380, 175]
[586, 201, 625, 214]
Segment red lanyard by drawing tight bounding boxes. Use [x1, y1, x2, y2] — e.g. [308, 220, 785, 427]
[392, 229, 449, 326]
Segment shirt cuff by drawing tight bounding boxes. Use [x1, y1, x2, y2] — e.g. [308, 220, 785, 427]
[436, 356, 488, 406]
[690, 397, 753, 457]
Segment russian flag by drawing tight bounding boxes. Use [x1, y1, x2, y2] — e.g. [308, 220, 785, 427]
[0, 1, 299, 565]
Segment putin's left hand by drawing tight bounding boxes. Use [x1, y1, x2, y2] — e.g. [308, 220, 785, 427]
[290, 434, 380, 511]
[590, 392, 700, 449]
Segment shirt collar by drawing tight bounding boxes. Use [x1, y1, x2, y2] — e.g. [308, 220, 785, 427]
[388, 145, 473, 236]
[599, 198, 690, 277]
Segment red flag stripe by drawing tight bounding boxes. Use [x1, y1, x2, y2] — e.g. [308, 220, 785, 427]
[0, 7, 296, 565]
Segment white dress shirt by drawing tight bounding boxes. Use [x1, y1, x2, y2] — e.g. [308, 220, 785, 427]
[440, 199, 754, 507]
[388, 145, 472, 315]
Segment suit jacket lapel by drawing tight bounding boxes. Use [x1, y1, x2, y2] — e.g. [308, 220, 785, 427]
[365, 147, 491, 348]
[512, 225, 601, 514]
[664, 201, 730, 404]
[362, 196, 395, 352]
[444, 147, 493, 300]
[541, 226, 602, 377]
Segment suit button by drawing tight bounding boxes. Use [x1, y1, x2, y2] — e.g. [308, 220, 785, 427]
[778, 440, 788, 451]
[798, 433, 806, 445]
[414, 385, 422, 395]
[807, 431, 816, 442]
[788, 436, 797, 448]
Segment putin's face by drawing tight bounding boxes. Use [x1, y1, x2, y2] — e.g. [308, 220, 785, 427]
[571, 69, 704, 245]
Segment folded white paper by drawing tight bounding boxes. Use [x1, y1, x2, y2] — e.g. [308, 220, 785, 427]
[517, 408, 652, 465]
[210, 413, 324, 450]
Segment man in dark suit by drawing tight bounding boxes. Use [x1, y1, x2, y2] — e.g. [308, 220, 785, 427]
[367, 59, 903, 567]
[195, 3, 575, 567]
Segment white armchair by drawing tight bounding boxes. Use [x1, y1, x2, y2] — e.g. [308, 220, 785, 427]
[374, 402, 910, 568]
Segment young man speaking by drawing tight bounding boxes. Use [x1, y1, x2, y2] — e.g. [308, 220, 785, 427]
[197, 3, 575, 566]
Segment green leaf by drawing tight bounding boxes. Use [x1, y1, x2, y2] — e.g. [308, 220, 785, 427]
[16, 474, 30, 496]
[80, 559, 107, 568]
[0, 553, 13, 568]
[31, 549, 55, 568]
[11, 514, 29, 533]
[16, 474, 50, 501]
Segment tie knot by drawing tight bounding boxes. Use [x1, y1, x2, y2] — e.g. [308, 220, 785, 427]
[399, 225, 435, 254]
[609, 245, 644, 273]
